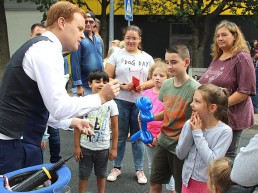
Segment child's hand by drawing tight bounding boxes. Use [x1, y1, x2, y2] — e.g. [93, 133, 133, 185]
[146, 137, 158, 147]
[138, 113, 141, 128]
[152, 137, 158, 146]
[109, 148, 117, 160]
[190, 112, 202, 130]
[74, 147, 83, 162]
[76, 86, 84, 96]
[135, 83, 145, 93]
[121, 82, 134, 91]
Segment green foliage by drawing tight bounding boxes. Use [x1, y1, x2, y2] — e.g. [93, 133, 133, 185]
[15, 0, 56, 22]
[131, 0, 258, 24]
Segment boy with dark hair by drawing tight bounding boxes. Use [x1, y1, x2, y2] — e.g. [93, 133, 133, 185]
[74, 70, 119, 193]
[149, 44, 200, 193]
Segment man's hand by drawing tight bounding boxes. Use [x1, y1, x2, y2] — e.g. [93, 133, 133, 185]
[98, 79, 120, 104]
[70, 118, 95, 135]
[41, 141, 47, 150]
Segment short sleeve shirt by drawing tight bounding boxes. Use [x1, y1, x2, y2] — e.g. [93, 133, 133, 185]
[143, 89, 164, 138]
[80, 100, 118, 150]
[158, 77, 200, 154]
[108, 48, 154, 103]
[199, 51, 255, 130]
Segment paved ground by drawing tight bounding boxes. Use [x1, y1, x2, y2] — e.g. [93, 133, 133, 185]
[43, 114, 258, 193]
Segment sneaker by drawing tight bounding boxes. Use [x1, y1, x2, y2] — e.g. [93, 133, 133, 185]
[136, 170, 147, 184]
[107, 168, 121, 181]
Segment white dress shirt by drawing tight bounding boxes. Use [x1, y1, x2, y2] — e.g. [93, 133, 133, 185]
[0, 31, 102, 139]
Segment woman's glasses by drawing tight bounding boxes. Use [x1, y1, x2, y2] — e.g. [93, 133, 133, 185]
[124, 36, 139, 41]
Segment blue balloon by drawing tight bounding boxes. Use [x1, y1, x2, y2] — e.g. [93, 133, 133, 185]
[130, 97, 154, 144]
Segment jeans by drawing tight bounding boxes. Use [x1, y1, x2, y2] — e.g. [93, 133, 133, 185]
[48, 126, 62, 163]
[113, 99, 145, 171]
[226, 130, 242, 160]
[146, 146, 175, 191]
[252, 66, 258, 112]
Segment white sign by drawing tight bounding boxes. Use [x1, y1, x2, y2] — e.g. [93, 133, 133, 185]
[124, 0, 133, 21]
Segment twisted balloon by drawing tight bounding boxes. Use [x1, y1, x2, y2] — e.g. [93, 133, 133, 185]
[130, 97, 154, 144]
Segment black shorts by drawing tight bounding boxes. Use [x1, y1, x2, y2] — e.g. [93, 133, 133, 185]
[79, 147, 109, 179]
[150, 144, 184, 193]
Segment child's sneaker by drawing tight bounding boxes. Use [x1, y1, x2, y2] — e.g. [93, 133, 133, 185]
[136, 170, 147, 184]
[107, 168, 121, 181]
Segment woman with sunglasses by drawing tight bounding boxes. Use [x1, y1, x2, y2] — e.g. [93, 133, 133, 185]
[105, 25, 155, 184]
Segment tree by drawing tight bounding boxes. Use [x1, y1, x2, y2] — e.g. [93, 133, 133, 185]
[68, 0, 110, 54]
[0, 0, 54, 80]
[68, 0, 123, 55]
[2, 0, 258, 73]
[0, 0, 122, 77]
[132, 0, 258, 68]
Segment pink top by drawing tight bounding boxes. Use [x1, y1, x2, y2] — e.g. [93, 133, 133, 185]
[143, 89, 164, 137]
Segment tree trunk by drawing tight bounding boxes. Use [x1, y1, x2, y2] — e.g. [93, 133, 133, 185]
[190, 17, 212, 68]
[191, 43, 205, 68]
[0, 0, 10, 80]
[100, 0, 108, 58]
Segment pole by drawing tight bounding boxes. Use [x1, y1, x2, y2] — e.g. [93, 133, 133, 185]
[109, 0, 114, 47]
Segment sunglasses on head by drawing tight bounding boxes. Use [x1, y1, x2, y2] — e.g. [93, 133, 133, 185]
[85, 20, 94, 24]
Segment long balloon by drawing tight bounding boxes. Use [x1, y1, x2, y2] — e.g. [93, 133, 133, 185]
[130, 97, 154, 144]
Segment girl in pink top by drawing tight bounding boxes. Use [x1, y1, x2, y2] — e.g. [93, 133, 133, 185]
[142, 61, 176, 193]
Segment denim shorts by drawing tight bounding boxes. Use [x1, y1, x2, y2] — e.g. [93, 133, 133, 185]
[79, 147, 109, 179]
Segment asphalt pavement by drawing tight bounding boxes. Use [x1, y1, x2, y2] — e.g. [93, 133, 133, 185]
[43, 114, 258, 193]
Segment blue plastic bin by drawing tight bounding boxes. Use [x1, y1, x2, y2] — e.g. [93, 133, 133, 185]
[0, 164, 71, 193]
